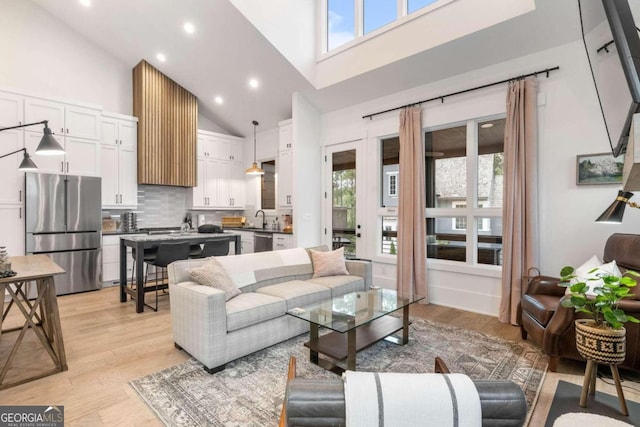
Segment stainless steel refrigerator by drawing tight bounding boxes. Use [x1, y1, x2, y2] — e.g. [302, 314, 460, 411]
[25, 173, 102, 295]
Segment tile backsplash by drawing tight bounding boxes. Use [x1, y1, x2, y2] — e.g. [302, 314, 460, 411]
[102, 185, 243, 229]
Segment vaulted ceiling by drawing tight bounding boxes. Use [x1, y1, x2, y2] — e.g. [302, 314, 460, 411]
[31, 0, 584, 138]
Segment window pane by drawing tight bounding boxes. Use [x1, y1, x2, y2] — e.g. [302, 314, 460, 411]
[260, 160, 276, 209]
[428, 124, 467, 208]
[408, 0, 440, 14]
[364, 0, 397, 34]
[478, 217, 503, 265]
[478, 118, 505, 208]
[381, 137, 399, 207]
[381, 216, 398, 255]
[427, 217, 466, 262]
[328, 0, 355, 50]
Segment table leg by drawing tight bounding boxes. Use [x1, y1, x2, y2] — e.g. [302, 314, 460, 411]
[347, 327, 356, 371]
[135, 243, 144, 313]
[119, 238, 127, 302]
[235, 236, 241, 254]
[402, 305, 409, 345]
[610, 365, 629, 416]
[0, 283, 4, 340]
[42, 276, 67, 371]
[310, 323, 319, 364]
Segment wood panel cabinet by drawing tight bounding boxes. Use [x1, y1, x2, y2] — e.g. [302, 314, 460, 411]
[274, 234, 293, 251]
[101, 114, 138, 208]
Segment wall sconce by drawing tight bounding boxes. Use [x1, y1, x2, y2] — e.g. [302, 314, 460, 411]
[0, 120, 65, 170]
[595, 190, 640, 223]
[245, 120, 264, 175]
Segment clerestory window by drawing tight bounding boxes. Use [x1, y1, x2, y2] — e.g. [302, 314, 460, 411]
[325, 0, 451, 53]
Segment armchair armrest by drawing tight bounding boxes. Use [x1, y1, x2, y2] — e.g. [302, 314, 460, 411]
[525, 275, 566, 297]
[345, 259, 372, 289]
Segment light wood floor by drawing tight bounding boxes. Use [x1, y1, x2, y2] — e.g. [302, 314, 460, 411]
[1, 286, 636, 425]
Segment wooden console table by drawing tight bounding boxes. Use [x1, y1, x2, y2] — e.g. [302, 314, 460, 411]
[0, 255, 67, 390]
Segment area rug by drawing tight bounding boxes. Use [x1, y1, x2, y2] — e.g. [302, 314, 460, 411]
[544, 380, 640, 426]
[131, 318, 548, 427]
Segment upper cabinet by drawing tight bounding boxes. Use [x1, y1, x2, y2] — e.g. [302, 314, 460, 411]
[0, 92, 24, 127]
[189, 130, 245, 210]
[23, 96, 101, 176]
[101, 113, 138, 209]
[278, 120, 293, 208]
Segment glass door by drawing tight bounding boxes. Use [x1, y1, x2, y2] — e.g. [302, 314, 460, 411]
[324, 141, 364, 259]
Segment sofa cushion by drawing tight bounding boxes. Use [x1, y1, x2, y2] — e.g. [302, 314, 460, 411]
[256, 280, 331, 310]
[307, 275, 364, 297]
[226, 292, 287, 332]
[187, 258, 240, 301]
[521, 294, 560, 327]
[310, 247, 349, 278]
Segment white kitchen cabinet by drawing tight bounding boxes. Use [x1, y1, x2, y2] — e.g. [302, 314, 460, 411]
[273, 233, 293, 251]
[0, 129, 25, 205]
[25, 97, 101, 140]
[102, 234, 135, 285]
[0, 91, 24, 127]
[100, 114, 138, 208]
[232, 230, 254, 254]
[0, 205, 25, 257]
[191, 130, 245, 209]
[278, 120, 293, 151]
[278, 149, 293, 208]
[25, 132, 100, 176]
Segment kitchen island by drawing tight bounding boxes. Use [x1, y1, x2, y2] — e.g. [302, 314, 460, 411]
[119, 232, 241, 313]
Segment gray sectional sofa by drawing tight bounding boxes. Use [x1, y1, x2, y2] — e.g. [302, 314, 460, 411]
[168, 247, 372, 373]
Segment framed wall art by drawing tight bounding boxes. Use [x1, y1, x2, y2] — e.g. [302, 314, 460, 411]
[576, 152, 624, 185]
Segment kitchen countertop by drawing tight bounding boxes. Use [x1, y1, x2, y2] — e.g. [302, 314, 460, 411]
[225, 227, 293, 235]
[121, 231, 239, 242]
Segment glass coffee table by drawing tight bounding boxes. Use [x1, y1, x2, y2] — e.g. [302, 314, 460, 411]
[287, 288, 425, 374]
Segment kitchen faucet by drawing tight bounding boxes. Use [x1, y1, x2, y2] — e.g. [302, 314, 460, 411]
[255, 210, 267, 229]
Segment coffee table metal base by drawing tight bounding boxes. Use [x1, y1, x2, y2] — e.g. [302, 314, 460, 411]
[304, 306, 410, 375]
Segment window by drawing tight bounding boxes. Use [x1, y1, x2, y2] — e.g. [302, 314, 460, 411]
[260, 160, 276, 210]
[379, 117, 505, 267]
[327, 0, 355, 51]
[364, 0, 397, 34]
[324, 0, 450, 53]
[387, 172, 398, 197]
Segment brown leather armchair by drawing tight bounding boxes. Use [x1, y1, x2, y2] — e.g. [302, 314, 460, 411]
[518, 233, 640, 372]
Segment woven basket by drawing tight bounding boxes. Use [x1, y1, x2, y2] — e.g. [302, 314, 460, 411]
[575, 319, 626, 364]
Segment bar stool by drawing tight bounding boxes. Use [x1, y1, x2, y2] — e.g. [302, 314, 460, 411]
[129, 247, 158, 294]
[144, 241, 190, 311]
[191, 240, 230, 258]
[189, 244, 203, 258]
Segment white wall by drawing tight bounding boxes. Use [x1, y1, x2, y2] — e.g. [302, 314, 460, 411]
[319, 39, 640, 316]
[293, 93, 322, 248]
[0, 0, 131, 114]
[198, 114, 230, 134]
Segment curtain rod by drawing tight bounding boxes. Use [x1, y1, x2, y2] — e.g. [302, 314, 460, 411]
[362, 66, 560, 120]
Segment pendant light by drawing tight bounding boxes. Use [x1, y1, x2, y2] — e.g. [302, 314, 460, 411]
[245, 120, 264, 175]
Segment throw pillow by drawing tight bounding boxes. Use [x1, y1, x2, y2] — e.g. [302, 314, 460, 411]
[310, 247, 349, 278]
[187, 258, 240, 301]
[566, 258, 622, 297]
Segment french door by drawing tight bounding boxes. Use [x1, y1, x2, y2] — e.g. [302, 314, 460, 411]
[323, 141, 365, 259]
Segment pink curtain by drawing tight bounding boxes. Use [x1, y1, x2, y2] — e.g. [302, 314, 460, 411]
[499, 77, 539, 325]
[397, 106, 427, 299]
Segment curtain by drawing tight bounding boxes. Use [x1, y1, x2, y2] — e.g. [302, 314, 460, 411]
[499, 77, 539, 325]
[397, 106, 427, 299]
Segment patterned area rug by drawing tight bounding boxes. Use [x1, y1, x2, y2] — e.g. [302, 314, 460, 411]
[131, 318, 548, 426]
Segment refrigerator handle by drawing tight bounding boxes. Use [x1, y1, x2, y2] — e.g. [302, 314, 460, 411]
[64, 178, 68, 232]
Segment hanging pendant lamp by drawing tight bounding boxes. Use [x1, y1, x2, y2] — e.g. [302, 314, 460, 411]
[246, 120, 264, 175]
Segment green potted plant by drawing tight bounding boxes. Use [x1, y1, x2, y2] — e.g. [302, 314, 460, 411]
[559, 266, 640, 364]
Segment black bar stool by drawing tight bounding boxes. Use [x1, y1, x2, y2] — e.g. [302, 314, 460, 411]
[130, 247, 158, 294]
[144, 241, 190, 311]
[191, 239, 230, 258]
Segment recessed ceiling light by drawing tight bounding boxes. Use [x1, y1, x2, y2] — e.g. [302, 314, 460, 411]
[480, 123, 494, 128]
[214, 96, 224, 105]
[184, 22, 195, 34]
[156, 53, 166, 62]
[248, 78, 259, 89]
[79, 0, 91, 7]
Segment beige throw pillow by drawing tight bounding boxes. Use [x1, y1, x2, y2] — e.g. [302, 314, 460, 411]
[310, 247, 349, 278]
[187, 258, 240, 301]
